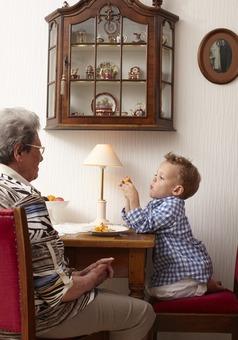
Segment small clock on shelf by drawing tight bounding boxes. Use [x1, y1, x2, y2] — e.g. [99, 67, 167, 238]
[128, 66, 142, 80]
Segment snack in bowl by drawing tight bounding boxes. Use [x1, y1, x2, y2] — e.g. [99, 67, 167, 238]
[47, 195, 64, 201]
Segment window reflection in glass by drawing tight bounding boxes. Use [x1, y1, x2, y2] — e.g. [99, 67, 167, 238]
[162, 48, 172, 82]
[161, 83, 172, 119]
[49, 22, 57, 48]
[162, 21, 172, 47]
[47, 84, 55, 118]
[209, 39, 232, 73]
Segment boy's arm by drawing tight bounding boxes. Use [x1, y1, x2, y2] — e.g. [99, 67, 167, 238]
[129, 193, 140, 210]
[124, 197, 130, 212]
[123, 198, 181, 233]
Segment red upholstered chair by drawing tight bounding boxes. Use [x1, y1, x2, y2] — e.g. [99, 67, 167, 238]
[0, 208, 35, 339]
[152, 248, 238, 340]
[0, 208, 106, 340]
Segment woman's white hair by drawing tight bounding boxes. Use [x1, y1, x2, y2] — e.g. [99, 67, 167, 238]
[0, 107, 40, 164]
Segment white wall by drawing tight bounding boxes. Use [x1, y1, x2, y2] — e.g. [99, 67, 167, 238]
[1, 1, 237, 339]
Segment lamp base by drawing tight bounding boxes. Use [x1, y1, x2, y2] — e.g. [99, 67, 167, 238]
[90, 199, 110, 225]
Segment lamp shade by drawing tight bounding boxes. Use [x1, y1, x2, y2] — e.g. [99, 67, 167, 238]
[83, 144, 122, 167]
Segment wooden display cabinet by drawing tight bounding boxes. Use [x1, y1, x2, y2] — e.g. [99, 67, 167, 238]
[45, 0, 179, 130]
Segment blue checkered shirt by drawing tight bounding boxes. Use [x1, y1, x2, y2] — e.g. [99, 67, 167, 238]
[122, 196, 213, 287]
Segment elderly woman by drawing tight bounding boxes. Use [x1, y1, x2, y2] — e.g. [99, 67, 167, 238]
[0, 107, 155, 339]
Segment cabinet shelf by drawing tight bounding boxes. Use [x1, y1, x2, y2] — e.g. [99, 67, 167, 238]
[45, 0, 179, 130]
[70, 79, 147, 83]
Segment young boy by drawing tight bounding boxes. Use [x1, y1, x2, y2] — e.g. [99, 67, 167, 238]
[120, 152, 223, 300]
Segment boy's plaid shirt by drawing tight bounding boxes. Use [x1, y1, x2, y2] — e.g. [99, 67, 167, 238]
[122, 196, 213, 287]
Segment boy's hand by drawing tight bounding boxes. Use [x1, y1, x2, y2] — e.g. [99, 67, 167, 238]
[121, 176, 132, 184]
[119, 177, 140, 210]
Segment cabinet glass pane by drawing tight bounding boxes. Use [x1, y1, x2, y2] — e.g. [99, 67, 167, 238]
[49, 48, 56, 82]
[97, 5, 121, 43]
[71, 46, 95, 80]
[123, 18, 147, 44]
[47, 83, 55, 118]
[162, 21, 173, 48]
[97, 46, 121, 80]
[70, 82, 94, 116]
[71, 19, 95, 44]
[162, 47, 172, 83]
[121, 82, 146, 117]
[122, 45, 147, 80]
[49, 22, 57, 47]
[161, 83, 172, 119]
[95, 82, 120, 117]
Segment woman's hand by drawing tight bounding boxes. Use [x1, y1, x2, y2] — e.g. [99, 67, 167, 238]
[73, 257, 114, 277]
[62, 258, 114, 302]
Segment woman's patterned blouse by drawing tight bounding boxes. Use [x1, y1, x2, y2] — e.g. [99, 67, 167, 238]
[0, 165, 95, 338]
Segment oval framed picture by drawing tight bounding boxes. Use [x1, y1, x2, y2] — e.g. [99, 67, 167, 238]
[198, 28, 238, 84]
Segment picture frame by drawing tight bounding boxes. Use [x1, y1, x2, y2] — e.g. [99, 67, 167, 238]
[198, 28, 238, 84]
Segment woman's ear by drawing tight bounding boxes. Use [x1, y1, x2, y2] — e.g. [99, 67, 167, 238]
[13, 143, 24, 162]
[172, 184, 184, 197]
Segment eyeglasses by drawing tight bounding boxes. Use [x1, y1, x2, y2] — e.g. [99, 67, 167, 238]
[25, 144, 45, 155]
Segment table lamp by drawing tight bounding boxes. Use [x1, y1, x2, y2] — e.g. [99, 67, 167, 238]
[83, 144, 122, 225]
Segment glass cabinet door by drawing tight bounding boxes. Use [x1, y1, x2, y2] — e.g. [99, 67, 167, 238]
[121, 18, 147, 117]
[68, 4, 148, 119]
[161, 20, 174, 119]
[47, 21, 57, 118]
[70, 19, 95, 117]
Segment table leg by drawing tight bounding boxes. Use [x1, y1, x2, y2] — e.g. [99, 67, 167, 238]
[128, 248, 146, 299]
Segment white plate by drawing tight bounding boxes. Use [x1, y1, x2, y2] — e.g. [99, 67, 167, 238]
[91, 225, 129, 236]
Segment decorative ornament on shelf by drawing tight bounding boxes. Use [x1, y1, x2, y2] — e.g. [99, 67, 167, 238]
[152, 0, 163, 8]
[96, 98, 113, 116]
[128, 66, 142, 80]
[92, 92, 117, 116]
[62, 1, 69, 8]
[97, 35, 105, 43]
[97, 62, 118, 80]
[71, 68, 80, 80]
[116, 34, 127, 43]
[108, 34, 117, 43]
[75, 30, 87, 43]
[98, 4, 120, 36]
[86, 65, 94, 80]
[132, 32, 146, 44]
[130, 102, 146, 117]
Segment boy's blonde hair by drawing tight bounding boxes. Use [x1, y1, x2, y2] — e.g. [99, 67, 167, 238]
[164, 152, 201, 199]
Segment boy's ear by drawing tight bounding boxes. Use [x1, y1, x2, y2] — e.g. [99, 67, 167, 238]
[172, 184, 184, 197]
